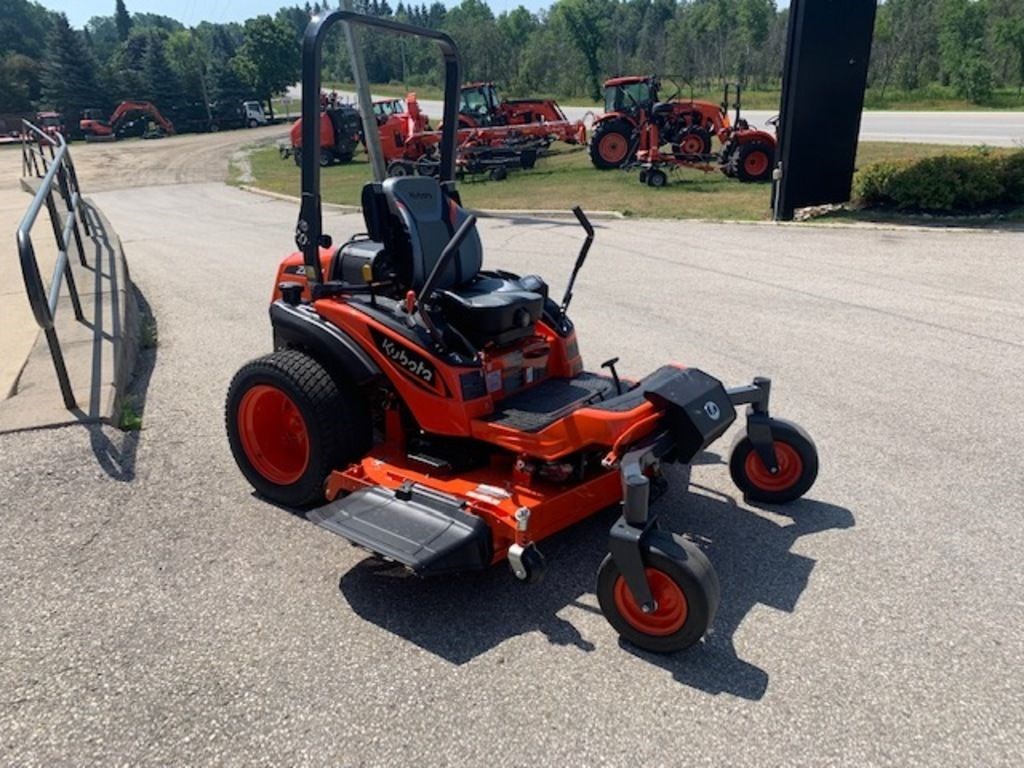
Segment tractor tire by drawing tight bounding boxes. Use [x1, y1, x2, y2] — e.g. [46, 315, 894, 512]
[387, 160, 416, 177]
[248, 118, 259, 128]
[672, 127, 713, 158]
[720, 147, 738, 178]
[319, 151, 333, 168]
[225, 350, 371, 508]
[597, 531, 720, 654]
[729, 141, 774, 183]
[292, 148, 302, 167]
[590, 120, 634, 170]
[646, 169, 668, 188]
[489, 166, 508, 182]
[728, 419, 818, 504]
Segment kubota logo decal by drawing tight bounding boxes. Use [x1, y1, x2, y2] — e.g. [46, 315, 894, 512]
[372, 331, 445, 395]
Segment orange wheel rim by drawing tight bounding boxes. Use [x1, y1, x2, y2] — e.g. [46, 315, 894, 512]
[744, 150, 769, 176]
[744, 441, 802, 492]
[599, 133, 628, 163]
[613, 568, 688, 636]
[680, 136, 704, 154]
[238, 385, 310, 485]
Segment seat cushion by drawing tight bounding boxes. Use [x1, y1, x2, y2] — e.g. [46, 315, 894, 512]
[441, 277, 544, 348]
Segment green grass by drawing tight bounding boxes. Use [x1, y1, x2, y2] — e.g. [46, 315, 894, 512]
[862, 85, 1024, 111]
[243, 140, 988, 221]
[119, 398, 143, 431]
[140, 316, 158, 350]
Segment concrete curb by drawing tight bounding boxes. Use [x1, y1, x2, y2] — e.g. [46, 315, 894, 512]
[236, 183, 626, 221]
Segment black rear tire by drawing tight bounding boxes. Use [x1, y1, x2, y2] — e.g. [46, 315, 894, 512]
[589, 120, 634, 169]
[597, 532, 719, 654]
[292, 148, 302, 167]
[226, 350, 371, 508]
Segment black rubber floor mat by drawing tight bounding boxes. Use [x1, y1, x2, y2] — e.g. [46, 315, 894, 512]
[482, 372, 615, 432]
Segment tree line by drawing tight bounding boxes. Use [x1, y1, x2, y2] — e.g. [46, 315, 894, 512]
[2, 0, 1023, 123]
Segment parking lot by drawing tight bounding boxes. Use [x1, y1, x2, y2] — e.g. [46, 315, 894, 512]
[1, 130, 1022, 765]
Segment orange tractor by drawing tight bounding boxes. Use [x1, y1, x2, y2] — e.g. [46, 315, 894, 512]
[589, 77, 776, 183]
[455, 81, 586, 145]
[288, 102, 363, 166]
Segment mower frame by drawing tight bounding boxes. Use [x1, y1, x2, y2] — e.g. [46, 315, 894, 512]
[225, 9, 819, 655]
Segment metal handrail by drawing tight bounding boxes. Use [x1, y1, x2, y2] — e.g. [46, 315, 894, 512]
[15, 120, 92, 409]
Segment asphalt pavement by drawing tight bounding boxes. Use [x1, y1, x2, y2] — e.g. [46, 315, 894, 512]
[1, 179, 1021, 765]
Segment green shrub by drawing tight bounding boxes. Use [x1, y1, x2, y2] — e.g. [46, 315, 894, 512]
[854, 151, 1024, 212]
[998, 153, 1024, 203]
[853, 161, 905, 205]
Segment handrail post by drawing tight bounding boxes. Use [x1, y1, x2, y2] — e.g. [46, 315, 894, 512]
[65, 153, 90, 236]
[43, 192, 84, 323]
[56, 165, 87, 267]
[43, 328, 77, 410]
[16, 120, 91, 412]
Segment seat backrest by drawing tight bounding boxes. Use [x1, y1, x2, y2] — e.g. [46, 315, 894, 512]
[360, 182, 389, 242]
[382, 176, 482, 291]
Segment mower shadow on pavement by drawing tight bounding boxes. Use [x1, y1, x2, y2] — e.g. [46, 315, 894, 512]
[337, 460, 854, 700]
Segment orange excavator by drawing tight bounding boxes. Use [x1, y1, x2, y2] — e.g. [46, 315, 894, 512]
[80, 101, 176, 141]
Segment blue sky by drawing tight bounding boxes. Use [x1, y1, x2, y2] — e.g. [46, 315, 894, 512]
[40, 1, 789, 30]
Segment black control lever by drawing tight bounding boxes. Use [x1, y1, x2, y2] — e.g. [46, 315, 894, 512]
[601, 357, 623, 395]
[561, 206, 594, 314]
[417, 214, 478, 346]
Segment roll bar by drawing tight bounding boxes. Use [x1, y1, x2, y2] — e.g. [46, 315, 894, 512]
[297, 11, 461, 285]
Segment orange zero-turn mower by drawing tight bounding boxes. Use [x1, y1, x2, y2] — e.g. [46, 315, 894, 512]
[225, 11, 819, 653]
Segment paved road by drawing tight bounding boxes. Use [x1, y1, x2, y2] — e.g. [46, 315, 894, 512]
[323, 88, 1024, 146]
[1, 176, 1021, 764]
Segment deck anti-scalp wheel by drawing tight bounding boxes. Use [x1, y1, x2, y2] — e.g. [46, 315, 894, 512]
[226, 350, 371, 508]
[728, 418, 818, 504]
[597, 533, 720, 654]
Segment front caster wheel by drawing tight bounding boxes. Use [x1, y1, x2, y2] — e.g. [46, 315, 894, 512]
[597, 533, 719, 654]
[728, 418, 818, 504]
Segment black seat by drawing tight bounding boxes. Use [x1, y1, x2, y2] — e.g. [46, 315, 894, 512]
[330, 183, 398, 283]
[381, 177, 544, 347]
